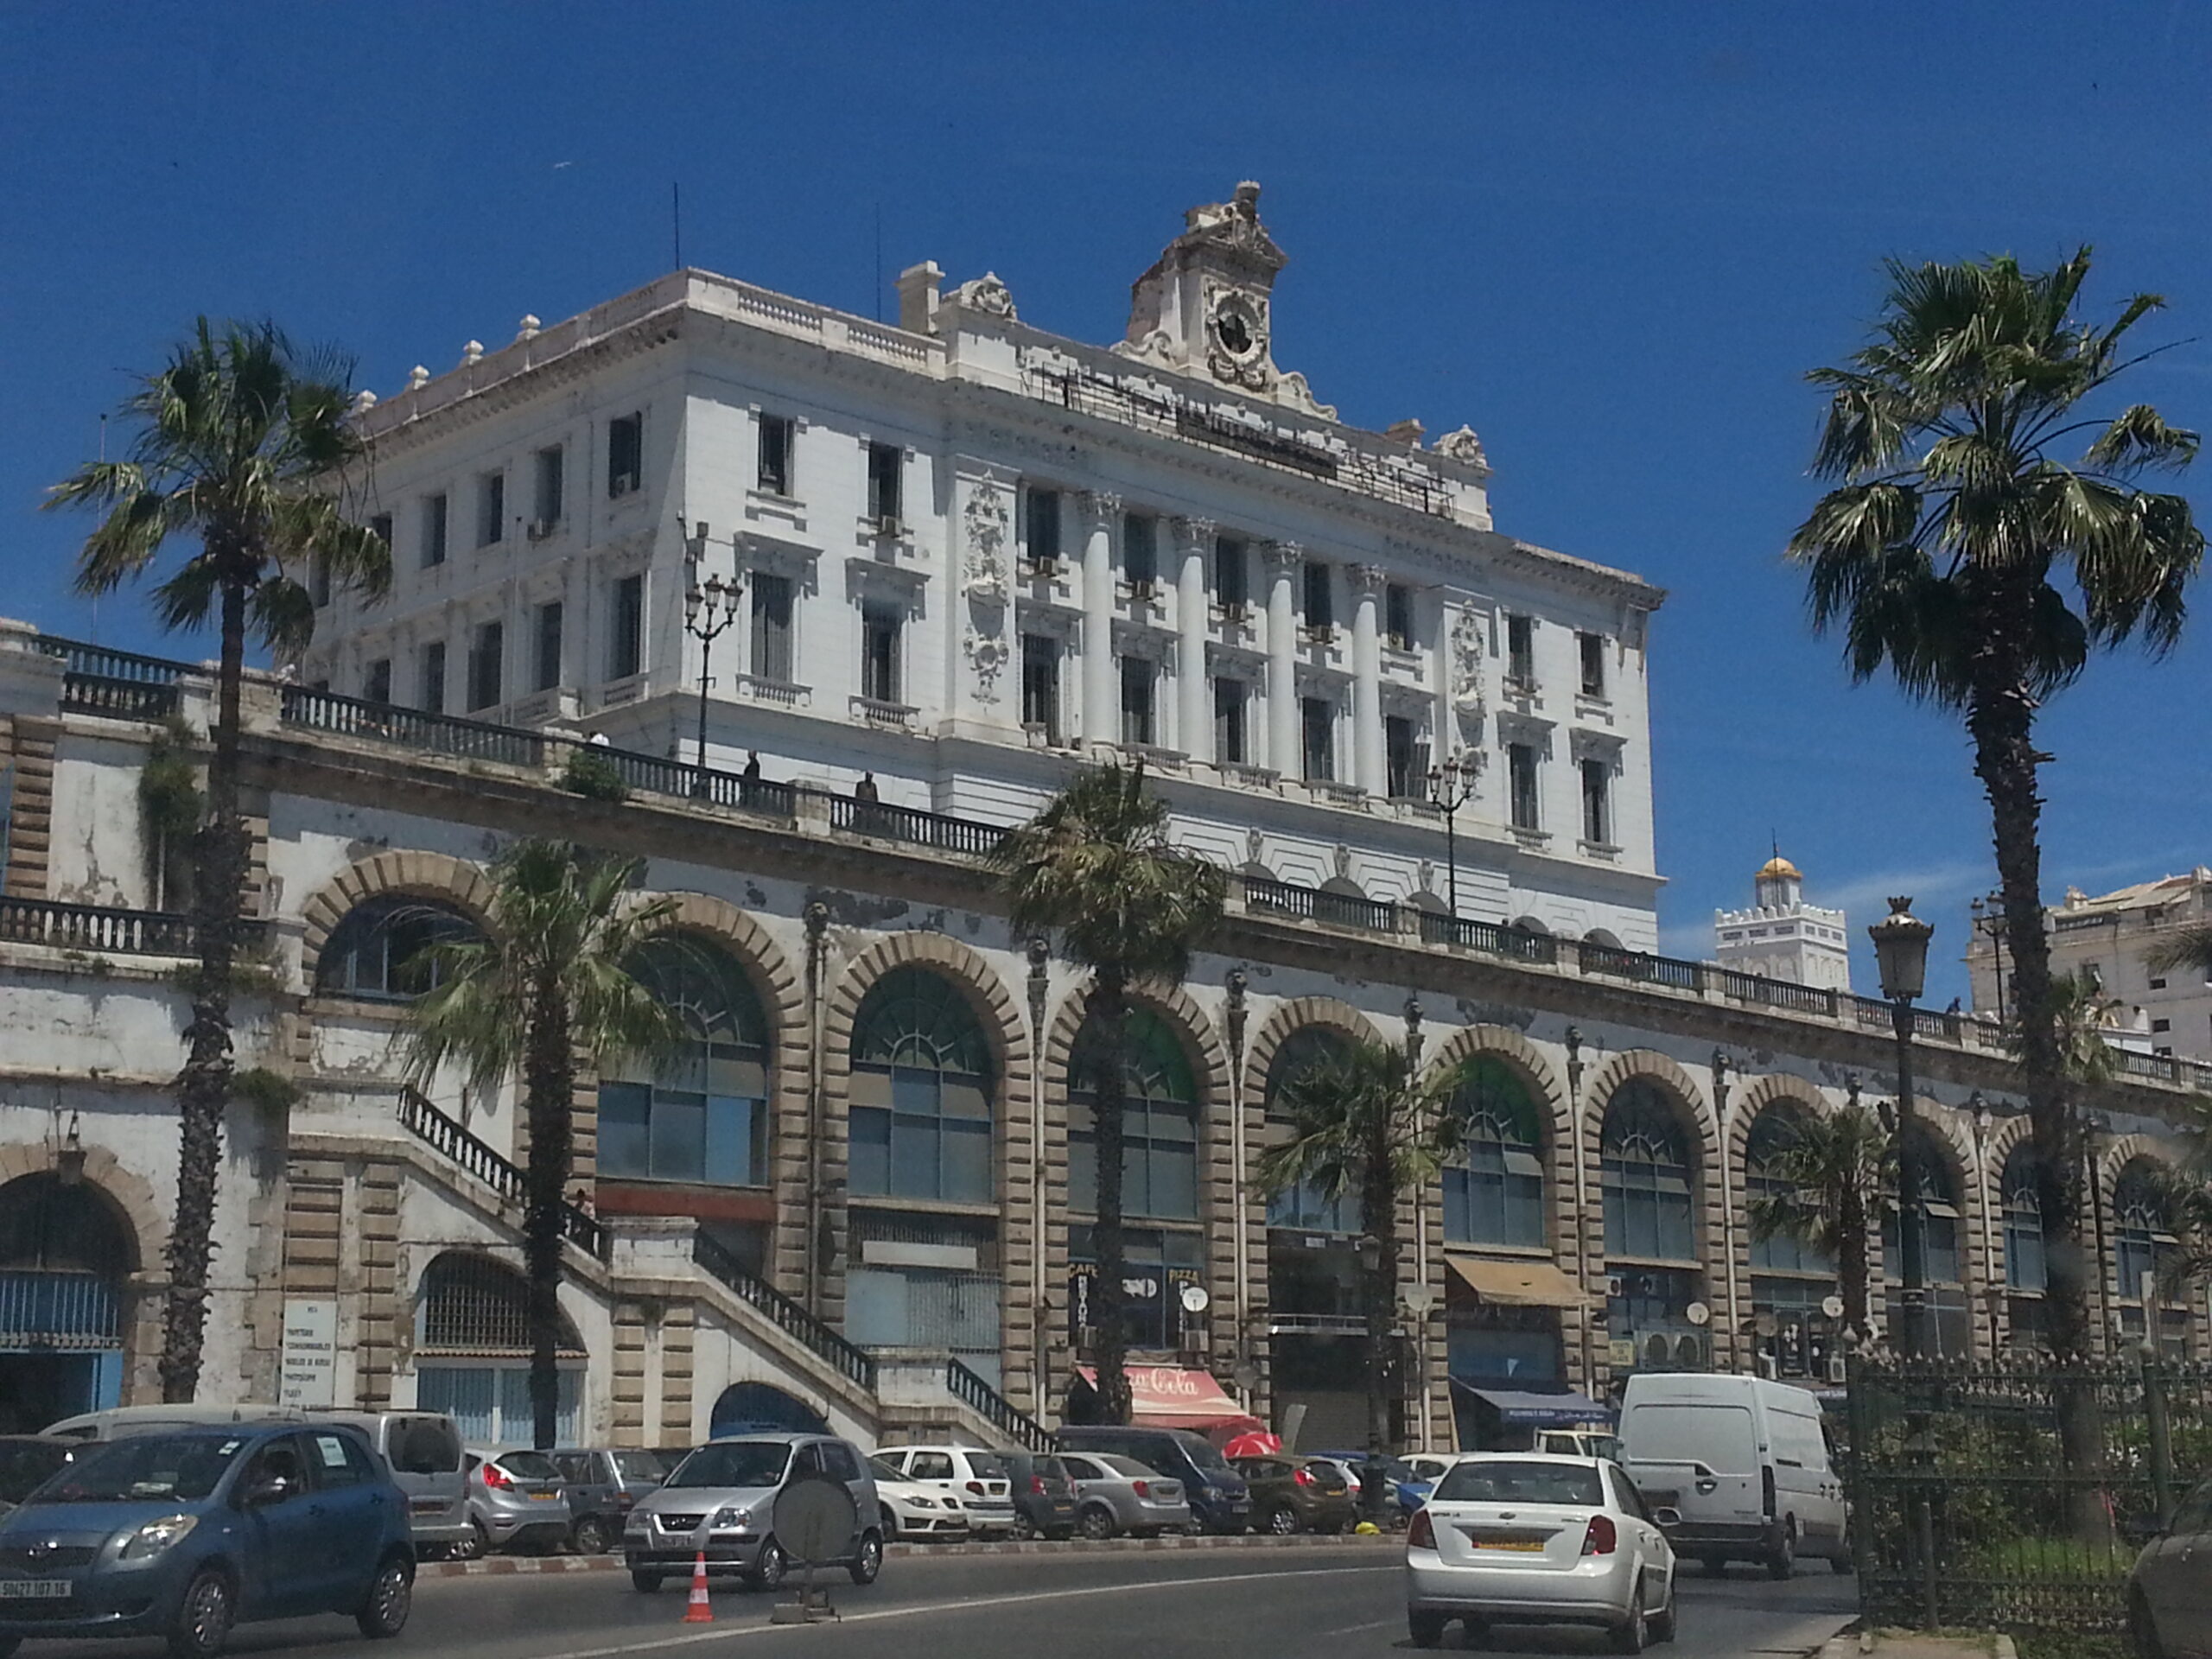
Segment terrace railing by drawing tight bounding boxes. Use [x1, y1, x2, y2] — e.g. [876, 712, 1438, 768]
[397, 1089, 608, 1258]
[0, 896, 199, 957]
[693, 1232, 878, 1393]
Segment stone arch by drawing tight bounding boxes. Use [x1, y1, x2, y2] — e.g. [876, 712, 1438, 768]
[1985, 1110, 2038, 1169]
[1243, 995, 1387, 1108]
[828, 931, 1030, 1084]
[2099, 1133, 2178, 1206]
[299, 850, 493, 987]
[0, 1152, 165, 1415]
[1582, 1049, 1718, 1164]
[1425, 1023, 1576, 1264]
[1727, 1075, 1832, 1177]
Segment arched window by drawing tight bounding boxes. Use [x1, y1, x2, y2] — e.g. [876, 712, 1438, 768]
[2002, 1143, 2045, 1292]
[414, 1251, 582, 1444]
[1745, 1108, 1831, 1276]
[1443, 1057, 1545, 1249]
[315, 894, 478, 1000]
[1264, 1027, 1357, 1234]
[1070, 1006, 1200, 1222]
[0, 1173, 134, 1371]
[596, 936, 770, 1187]
[849, 967, 995, 1205]
[2115, 1163, 2175, 1306]
[1601, 1080, 1696, 1262]
[1883, 1125, 1962, 1286]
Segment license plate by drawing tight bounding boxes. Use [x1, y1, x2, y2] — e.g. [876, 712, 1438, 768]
[1477, 1541, 1546, 1552]
[410, 1499, 446, 1514]
[0, 1580, 72, 1599]
[529, 1491, 560, 1501]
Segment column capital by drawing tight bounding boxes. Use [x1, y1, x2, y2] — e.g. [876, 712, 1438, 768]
[1261, 540, 1305, 575]
[1351, 563, 1389, 594]
[1172, 515, 1217, 549]
[1078, 489, 1123, 523]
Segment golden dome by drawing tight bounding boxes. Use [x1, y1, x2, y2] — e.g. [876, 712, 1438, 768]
[1757, 855, 1802, 881]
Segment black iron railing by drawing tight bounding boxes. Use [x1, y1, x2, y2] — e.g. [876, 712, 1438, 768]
[818, 791, 1007, 857]
[555, 741, 796, 817]
[947, 1357, 1052, 1451]
[397, 1089, 608, 1258]
[0, 896, 199, 957]
[1710, 966, 1838, 1017]
[1578, 938, 1705, 993]
[1242, 874, 1400, 935]
[693, 1232, 878, 1392]
[281, 685, 549, 768]
[1417, 911, 1560, 964]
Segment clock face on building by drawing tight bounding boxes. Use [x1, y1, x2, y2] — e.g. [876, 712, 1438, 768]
[1212, 295, 1262, 360]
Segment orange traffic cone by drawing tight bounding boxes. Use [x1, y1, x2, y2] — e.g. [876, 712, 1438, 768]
[683, 1551, 713, 1624]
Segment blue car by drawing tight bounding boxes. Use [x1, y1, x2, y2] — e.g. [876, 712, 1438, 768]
[0, 1421, 414, 1659]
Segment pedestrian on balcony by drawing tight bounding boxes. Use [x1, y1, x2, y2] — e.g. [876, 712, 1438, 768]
[741, 750, 762, 782]
[854, 772, 879, 803]
[571, 1185, 594, 1217]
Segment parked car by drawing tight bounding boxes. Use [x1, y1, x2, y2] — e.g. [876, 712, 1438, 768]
[1056, 1452, 1193, 1539]
[1538, 1429, 1623, 1463]
[1231, 1453, 1357, 1535]
[0, 1421, 414, 1659]
[0, 1440, 77, 1520]
[1406, 1453, 1679, 1652]
[1312, 1450, 1424, 1522]
[462, 1448, 573, 1555]
[997, 1452, 1078, 1541]
[1619, 1372, 1848, 1576]
[1054, 1427, 1250, 1535]
[549, 1448, 671, 1554]
[866, 1456, 969, 1543]
[624, 1434, 881, 1592]
[2131, 1474, 2212, 1659]
[871, 1446, 1016, 1537]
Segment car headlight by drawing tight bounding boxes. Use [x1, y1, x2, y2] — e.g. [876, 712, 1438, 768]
[908, 1497, 936, 1510]
[118, 1514, 199, 1560]
[710, 1507, 756, 1530]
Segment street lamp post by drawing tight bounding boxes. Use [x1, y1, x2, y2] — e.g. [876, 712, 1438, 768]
[683, 567, 738, 792]
[1402, 1281, 1439, 1453]
[1425, 753, 1477, 918]
[1870, 895, 1935, 1358]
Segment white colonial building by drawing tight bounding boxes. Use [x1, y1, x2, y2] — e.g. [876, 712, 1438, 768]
[1714, 855, 1853, 995]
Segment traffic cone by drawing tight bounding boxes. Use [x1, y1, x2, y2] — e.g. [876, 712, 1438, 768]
[683, 1551, 713, 1624]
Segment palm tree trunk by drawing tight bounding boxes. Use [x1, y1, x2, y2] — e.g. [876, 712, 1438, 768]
[159, 570, 247, 1403]
[1090, 971, 1133, 1427]
[1361, 1114, 1398, 1523]
[523, 975, 574, 1450]
[1840, 1186, 1871, 1347]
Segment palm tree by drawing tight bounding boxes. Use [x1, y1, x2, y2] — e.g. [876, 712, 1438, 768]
[1257, 1039, 1476, 1520]
[991, 761, 1226, 1426]
[1745, 1105, 1893, 1348]
[404, 839, 682, 1448]
[46, 319, 391, 1402]
[1789, 250, 2203, 1370]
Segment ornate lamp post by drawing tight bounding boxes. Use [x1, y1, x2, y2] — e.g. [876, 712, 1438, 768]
[1425, 753, 1478, 918]
[683, 568, 738, 792]
[1870, 895, 1935, 1357]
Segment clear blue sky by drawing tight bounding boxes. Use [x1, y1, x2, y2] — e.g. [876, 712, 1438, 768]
[5, 2, 2209, 1004]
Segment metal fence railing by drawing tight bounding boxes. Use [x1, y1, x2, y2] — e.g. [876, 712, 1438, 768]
[397, 1088, 608, 1259]
[693, 1232, 879, 1393]
[947, 1357, 1053, 1451]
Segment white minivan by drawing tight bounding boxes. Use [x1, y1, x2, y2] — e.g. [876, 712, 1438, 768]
[1618, 1373, 1849, 1577]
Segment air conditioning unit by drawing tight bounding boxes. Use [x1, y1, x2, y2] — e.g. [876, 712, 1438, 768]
[1674, 1332, 1707, 1370]
[526, 518, 557, 542]
[874, 513, 901, 538]
[1605, 1274, 1626, 1300]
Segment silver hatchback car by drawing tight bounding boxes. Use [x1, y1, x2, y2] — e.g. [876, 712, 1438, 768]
[1058, 1452, 1192, 1539]
[462, 1447, 573, 1554]
[624, 1433, 881, 1592]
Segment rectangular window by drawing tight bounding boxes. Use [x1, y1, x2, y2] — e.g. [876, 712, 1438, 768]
[757, 414, 794, 495]
[1021, 634, 1060, 741]
[861, 604, 902, 704]
[532, 445, 564, 529]
[1214, 678, 1248, 765]
[467, 620, 504, 711]
[1301, 696, 1335, 782]
[2151, 976, 2169, 991]
[1027, 487, 1061, 569]
[420, 641, 447, 714]
[1123, 513, 1158, 593]
[1303, 562, 1333, 631]
[1216, 535, 1249, 614]
[1507, 613, 1535, 687]
[1386, 715, 1425, 799]
[1120, 657, 1156, 747]
[422, 494, 448, 568]
[476, 471, 505, 548]
[607, 411, 643, 499]
[1579, 631, 1606, 697]
[369, 512, 393, 550]
[1509, 741, 1540, 830]
[610, 575, 644, 681]
[534, 602, 563, 692]
[1580, 758, 1611, 844]
[750, 573, 794, 683]
[866, 442, 902, 525]
[2154, 1018, 2172, 1033]
[1386, 583, 1414, 650]
[365, 658, 392, 706]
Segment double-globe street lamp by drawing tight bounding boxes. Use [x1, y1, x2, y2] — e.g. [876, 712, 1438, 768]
[683, 568, 739, 792]
[1425, 753, 1477, 918]
[1869, 895, 1936, 1358]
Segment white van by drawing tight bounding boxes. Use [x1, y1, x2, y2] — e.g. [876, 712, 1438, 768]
[1618, 1373, 1848, 1577]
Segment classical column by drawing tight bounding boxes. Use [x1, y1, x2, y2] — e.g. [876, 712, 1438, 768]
[1174, 517, 1215, 762]
[1080, 492, 1121, 744]
[1351, 563, 1387, 794]
[1263, 542, 1303, 776]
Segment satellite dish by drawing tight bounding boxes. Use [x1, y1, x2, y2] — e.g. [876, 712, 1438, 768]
[1685, 1301, 1710, 1326]
[1821, 1295, 1846, 1320]
[1179, 1284, 1211, 1314]
[771, 1475, 858, 1567]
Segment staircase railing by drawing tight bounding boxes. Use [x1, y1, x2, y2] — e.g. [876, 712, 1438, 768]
[397, 1088, 608, 1258]
[946, 1357, 1052, 1451]
[692, 1232, 879, 1393]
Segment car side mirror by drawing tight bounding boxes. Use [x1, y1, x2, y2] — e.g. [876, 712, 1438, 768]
[1652, 1507, 1682, 1529]
[245, 1475, 295, 1507]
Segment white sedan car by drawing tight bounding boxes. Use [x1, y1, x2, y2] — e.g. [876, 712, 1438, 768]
[1406, 1454, 1678, 1653]
[867, 1454, 971, 1542]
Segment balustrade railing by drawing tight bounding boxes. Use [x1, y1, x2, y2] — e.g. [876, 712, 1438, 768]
[282, 685, 547, 768]
[1243, 874, 1399, 934]
[0, 896, 199, 957]
[1417, 911, 1560, 963]
[818, 791, 1007, 856]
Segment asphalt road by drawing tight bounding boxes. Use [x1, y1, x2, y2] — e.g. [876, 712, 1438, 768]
[13, 1546, 1857, 1659]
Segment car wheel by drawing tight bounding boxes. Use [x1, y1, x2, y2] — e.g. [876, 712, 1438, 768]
[1266, 1503, 1300, 1536]
[1829, 1551, 1854, 1573]
[454, 1518, 489, 1561]
[1610, 1580, 1649, 1655]
[1011, 1510, 1037, 1541]
[168, 1567, 236, 1659]
[880, 1504, 903, 1540]
[1764, 1522, 1796, 1581]
[572, 1516, 611, 1555]
[848, 1532, 883, 1586]
[630, 1570, 664, 1593]
[1408, 1610, 1449, 1649]
[355, 1554, 414, 1639]
[1649, 1574, 1677, 1645]
[2132, 1587, 2168, 1659]
[1076, 1504, 1118, 1541]
[751, 1539, 788, 1591]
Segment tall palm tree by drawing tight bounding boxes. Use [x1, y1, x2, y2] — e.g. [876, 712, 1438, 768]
[1257, 1040, 1477, 1519]
[405, 840, 681, 1447]
[991, 762, 1226, 1426]
[46, 319, 391, 1402]
[1789, 250, 2203, 1370]
[1745, 1104, 1893, 1348]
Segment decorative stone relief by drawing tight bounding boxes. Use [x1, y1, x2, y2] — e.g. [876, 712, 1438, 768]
[1433, 425, 1489, 469]
[1245, 826, 1266, 867]
[1417, 858, 1438, 896]
[950, 272, 1018, 321]
[1450, 607, 1485, 710]
[964, 626, 1009, 701]
[1332, 843, 1354, 882]
[963, 485, 1010, 605]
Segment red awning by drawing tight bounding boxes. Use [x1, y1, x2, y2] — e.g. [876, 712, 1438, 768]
[1074, 1365, 1265, 1437]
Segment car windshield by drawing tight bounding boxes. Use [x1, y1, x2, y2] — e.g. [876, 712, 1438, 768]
[667, 1441, 791, 1491]
[612, 1451, 670, 1483]
[1435, 1460, 1605, 1507]
[497, 1452, 561, 1480]
[1185, 1439, 1230, 1472]
[867, 1456, 906, 1484]
[967, 1453, 1007, 1480]
[36, 1434, 246, 1504]
[1101, 1455, 1158, 1478]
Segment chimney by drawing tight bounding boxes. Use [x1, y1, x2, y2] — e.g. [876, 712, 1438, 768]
[896, 261, 944, 336]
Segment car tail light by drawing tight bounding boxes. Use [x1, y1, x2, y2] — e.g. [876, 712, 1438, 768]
[965, 1480, 984, 1495]
[1029, 1477, 1046, 1496]
[1581, 1515, 1618, 1556]
[480, 1463, 513, 1491]
[1132, 1480, 1150, 1498]
[1407, 1510, 1436, 1550]
[1293, 1465, 1316, 1489]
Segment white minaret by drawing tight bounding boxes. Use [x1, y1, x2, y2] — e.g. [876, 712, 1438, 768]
[1714, 853, 1853, 992]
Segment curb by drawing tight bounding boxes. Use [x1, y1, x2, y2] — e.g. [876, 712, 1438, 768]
[422, 1532, 1393, 1579]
